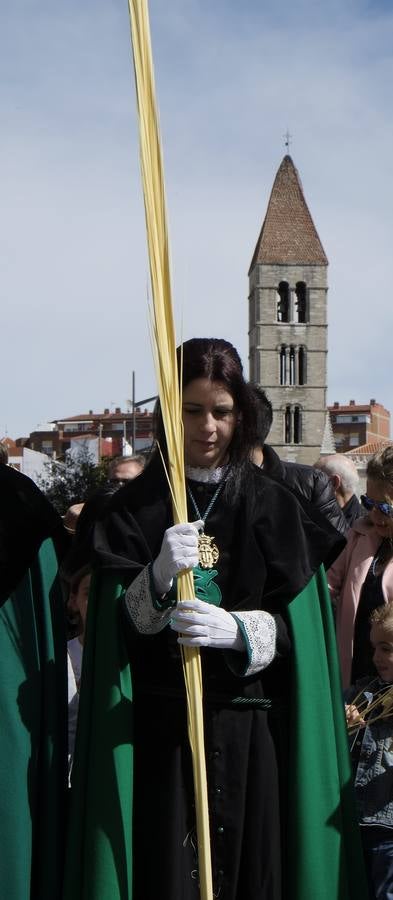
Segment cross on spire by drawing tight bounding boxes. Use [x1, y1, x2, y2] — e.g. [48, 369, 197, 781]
[283, 129, 292, 152]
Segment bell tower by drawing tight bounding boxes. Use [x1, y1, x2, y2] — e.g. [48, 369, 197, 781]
[248, 155, 328, 465]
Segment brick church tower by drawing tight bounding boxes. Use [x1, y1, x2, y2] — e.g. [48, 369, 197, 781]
[248, 155, 328, 465]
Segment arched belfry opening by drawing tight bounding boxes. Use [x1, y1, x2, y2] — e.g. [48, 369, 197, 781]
[276, 281, 290, 322]
[294, 281, 307, 323]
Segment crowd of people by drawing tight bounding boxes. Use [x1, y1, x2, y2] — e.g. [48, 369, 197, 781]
[2, 337, 393, 899]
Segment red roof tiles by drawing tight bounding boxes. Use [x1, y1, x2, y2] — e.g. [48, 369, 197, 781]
[345, 440, 393, 457]
[249, 155, 328, 271]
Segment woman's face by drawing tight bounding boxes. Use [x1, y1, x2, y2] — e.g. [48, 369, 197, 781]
[182, 378, 237, 469]
[366, 478, 393, 540]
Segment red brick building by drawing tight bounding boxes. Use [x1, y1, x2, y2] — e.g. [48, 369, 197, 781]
[329, 399, 390, 452]
[20, 407, 154, 459]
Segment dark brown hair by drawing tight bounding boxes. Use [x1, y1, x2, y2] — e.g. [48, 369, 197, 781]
[155, 338, 257, 462]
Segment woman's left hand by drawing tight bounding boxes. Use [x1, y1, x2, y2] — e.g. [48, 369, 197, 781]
[170, 598, 244, 650]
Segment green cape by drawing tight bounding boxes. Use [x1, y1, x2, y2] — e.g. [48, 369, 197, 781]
[64, 567, 367, 899]
[0, 537, 67, 900]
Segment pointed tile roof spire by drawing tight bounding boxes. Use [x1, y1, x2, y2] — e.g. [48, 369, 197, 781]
[249, 155, 328, 272]
[320, 411, 336, 456]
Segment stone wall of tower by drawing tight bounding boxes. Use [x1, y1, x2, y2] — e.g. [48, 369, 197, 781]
[249, 263, 328, 465]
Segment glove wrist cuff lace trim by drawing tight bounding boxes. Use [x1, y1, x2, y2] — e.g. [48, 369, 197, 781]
[226, 611, 277, 677]
[124, 565, 176, 635]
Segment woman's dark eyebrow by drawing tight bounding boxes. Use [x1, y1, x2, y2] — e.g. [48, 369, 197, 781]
[183, 402, 234, 411]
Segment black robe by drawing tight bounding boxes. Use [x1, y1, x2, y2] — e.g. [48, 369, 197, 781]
[0, 465, 68, 899]
[89, 455, 345, 900]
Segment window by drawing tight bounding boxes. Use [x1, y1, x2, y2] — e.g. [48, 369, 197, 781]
[294, 282, 307, 323]
[294, 406, 302, 444]
[283, 405, 303, 444]
[279, 345, 306, 385]
[276, 281, 290, 322]
[285, 406, 292, 443]
[41, 441, 53, 456]
[335, 414, 369, 424]
[289, 346, 295, 385]
[280, 345, 287, 385]
[298, 347, 306, 385]
[63, 422, 92, 433]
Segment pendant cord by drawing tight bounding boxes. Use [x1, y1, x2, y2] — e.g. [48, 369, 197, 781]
[187, 482, 225, 531]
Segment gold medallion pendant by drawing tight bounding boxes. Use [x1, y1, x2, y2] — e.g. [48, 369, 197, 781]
[198, 533, 219, 569]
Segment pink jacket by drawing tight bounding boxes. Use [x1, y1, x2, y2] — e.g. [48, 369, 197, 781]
[328, 516, 393, 688]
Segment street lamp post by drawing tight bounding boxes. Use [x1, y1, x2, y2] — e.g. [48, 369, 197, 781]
[131, 370, 157, 454]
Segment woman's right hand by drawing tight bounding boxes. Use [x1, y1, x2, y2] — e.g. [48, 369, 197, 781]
[152, 522, 202, 594]
[345, 703, 365, 729]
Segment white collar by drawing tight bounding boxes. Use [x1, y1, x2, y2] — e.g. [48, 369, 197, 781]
[185, 464, 229, 484]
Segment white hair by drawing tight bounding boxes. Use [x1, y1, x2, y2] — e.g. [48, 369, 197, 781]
[314, 454, 360, 495]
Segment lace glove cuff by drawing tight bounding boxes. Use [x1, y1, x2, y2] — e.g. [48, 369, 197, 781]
[225, 611, 277, 677]
[123, 565, 177, 635]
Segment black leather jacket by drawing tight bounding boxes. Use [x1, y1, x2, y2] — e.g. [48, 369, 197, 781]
[260, 444, 348, 537]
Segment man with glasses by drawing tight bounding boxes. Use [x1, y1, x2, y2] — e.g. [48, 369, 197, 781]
[106, 454, 145, 488]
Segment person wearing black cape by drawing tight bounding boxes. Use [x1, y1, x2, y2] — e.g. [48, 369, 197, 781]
[65, 338, 367, 900]
[0, 464, 68, 900]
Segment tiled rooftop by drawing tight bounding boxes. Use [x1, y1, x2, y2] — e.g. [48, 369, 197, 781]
[345, 439, 393, 457]
[249, 155, 328, 270]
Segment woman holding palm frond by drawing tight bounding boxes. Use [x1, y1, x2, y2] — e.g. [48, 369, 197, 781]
[67, 338, 367, 900]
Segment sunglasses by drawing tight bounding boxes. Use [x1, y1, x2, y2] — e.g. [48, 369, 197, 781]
[360, 494, 393, 518]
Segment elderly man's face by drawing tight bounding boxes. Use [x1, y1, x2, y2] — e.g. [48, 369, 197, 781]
[109, 461, 143, 484]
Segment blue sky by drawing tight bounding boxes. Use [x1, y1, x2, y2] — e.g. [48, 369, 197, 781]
[2, 0, 393, 438]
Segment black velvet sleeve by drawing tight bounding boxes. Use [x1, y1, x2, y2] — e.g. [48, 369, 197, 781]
[0, 466, 68, 605]
[244, 467, 346, 610]
[92, 453, 172, 581]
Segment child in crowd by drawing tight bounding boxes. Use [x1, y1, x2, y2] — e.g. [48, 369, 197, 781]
[345, 602, 393, 900]
[66, 566, 91, 772]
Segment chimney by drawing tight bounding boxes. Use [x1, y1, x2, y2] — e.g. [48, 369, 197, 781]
[115, 407, 121, 414]
[333, 402, 339, 408]
[349, 400, 355, 406]
[104, 408, 109, 415]
[89, 409, 93, 415]
[370, 398, 376, 406]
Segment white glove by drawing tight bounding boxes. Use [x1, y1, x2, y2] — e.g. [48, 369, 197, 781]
[152, 522, 203, 595]
[170, 598, 245, 650]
